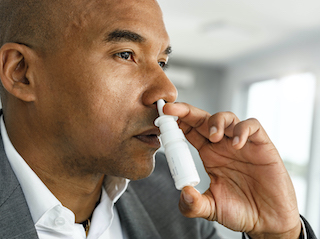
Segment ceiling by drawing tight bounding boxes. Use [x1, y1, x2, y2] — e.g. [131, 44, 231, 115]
[158, 0, 320, 65]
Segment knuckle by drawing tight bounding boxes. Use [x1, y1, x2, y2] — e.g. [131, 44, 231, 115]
[246, 117, 260, 124]
[215, 111, 234, 118]
[211, 111, 236, 124]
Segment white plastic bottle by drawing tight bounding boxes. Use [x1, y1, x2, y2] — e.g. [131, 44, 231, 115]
[154, 99, 200, 190]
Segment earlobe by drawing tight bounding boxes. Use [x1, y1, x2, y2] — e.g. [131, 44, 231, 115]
[0, 43, 36, 102]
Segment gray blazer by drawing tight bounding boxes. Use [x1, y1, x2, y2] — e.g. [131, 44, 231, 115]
[0, 134, 316, 238]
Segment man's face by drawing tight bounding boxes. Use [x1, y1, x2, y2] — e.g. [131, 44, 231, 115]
[33, 0, 177, 180]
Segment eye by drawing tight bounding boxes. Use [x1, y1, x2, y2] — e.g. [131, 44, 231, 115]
[115, 51, 133, 61]
[158, 61, 168, 70]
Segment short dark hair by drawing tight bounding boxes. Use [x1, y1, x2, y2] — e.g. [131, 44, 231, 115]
[0, 0, 69, 53]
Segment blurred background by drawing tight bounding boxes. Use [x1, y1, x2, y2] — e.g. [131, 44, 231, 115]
[157, 0, 320, 238]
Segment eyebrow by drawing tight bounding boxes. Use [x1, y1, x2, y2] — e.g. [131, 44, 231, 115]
[106, 29, 146, 43]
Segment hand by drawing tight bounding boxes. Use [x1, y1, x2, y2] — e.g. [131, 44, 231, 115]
[163, 102, 301, 239]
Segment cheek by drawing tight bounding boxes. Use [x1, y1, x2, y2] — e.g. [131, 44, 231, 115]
[82, 105, 133, 148]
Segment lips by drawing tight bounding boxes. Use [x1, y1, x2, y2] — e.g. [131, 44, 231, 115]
[134, 128, 161, 148]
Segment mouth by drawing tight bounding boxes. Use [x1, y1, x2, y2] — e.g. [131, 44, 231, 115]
[134, 128, 161, 148]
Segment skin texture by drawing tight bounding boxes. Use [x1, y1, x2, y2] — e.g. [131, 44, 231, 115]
[0, 0, 302, 237]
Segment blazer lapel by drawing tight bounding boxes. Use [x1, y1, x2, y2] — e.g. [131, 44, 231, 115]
[0, 131, 38, 239]
[116, 185, 161, 239]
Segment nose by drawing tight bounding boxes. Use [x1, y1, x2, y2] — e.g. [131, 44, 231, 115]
[141, 65, 178, 106]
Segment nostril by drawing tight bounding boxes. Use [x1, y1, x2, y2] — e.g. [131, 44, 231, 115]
[153, 99, 167, 105]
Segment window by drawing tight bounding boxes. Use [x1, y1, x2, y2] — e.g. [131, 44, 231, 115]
[246, 72, 316, 215]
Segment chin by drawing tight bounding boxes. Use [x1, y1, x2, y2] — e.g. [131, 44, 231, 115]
[127, 163, 155, 181]
[124, 153, 156, 181]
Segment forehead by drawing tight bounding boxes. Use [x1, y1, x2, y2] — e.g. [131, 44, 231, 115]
[65, 0, 169, 47]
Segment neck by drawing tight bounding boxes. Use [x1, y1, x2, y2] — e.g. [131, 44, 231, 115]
[37, 167, 105, 223]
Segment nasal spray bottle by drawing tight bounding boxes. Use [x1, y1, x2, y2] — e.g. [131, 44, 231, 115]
[154, 99, 200, 190]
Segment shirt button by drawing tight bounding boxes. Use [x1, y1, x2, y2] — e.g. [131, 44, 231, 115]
[54, 217, 66, 226]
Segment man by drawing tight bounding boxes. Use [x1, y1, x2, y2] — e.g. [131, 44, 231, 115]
[0, 0, 316, 238]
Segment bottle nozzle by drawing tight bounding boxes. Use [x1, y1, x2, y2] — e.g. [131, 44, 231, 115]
[157, 99, 165, 116]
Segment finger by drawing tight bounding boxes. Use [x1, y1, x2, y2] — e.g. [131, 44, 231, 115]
[179, 186, 216, 221]
[232, 118, 271, 150]
[163, 102, 211, 138]
[180, 124, 210, 151]
[208, 112, 240, 143]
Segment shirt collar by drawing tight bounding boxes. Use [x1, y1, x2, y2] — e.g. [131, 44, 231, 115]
[104, 175, 129, 203]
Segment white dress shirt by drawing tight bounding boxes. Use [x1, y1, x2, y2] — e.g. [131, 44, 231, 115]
[1, 117, 129, 239]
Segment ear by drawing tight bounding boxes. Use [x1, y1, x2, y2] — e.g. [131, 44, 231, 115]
[0, 43, 37, 102]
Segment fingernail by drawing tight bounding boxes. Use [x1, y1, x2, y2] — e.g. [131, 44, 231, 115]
[232, 136, 239, 146]
[182, 191, 194, 204]
[209, 126, 217, 136]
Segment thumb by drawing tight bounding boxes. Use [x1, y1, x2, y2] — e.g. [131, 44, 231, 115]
[179, 186, 216, 221]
